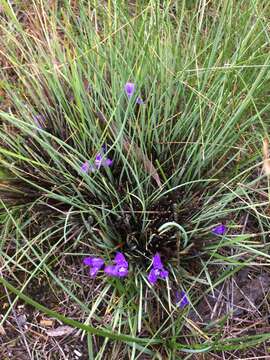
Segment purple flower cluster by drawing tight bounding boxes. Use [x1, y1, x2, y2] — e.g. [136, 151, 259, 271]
[83, 252, 170, 284]
[83, 252, 169, 285]
[83, 252, 128, 278]
[83, 252, 189, 309]
[81, 146, 113, 174]
[82, 216, 226, 310]
[124, 82, 144, 105]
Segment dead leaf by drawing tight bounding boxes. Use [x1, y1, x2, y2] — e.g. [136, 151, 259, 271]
[17, 314, 27, 327]
[40, 319, 54, 327]
[46, 325, 74, 337]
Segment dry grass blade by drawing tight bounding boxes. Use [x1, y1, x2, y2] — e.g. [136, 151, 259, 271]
[262, 138, 270, 175]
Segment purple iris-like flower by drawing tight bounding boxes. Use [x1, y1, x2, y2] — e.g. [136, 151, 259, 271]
[94, 146, 113, 169]
[124, 82, 135, 98]
[136, 97, 144, 105]
[212, 224, 227, 235]
[176, 290, 189, 309]
[94, 153, 113, 169]
[80, 146, 113, 174]
[124, 82, 144, 104]
[104, 252, 129, 278]
[83, 257, 104, 277]
[148, 253, 169, 285]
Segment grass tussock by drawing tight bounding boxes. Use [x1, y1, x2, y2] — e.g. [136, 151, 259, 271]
[1, 0, 270, 358]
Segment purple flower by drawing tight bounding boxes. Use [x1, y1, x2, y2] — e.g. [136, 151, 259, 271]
[147, 253, 169, 285]
[124, 82, 144, 104]
[124, 82, 135, 98]
[94, 146, 113, 169]
[83, 257, 104, 277]
[136, 97, 144, 105]
[94, 153, 113, 169]
[80, 146, 113, 174]
[212, 224, 227, 235]
[104, 252, 129, 278]
[176, 290, 189, 309]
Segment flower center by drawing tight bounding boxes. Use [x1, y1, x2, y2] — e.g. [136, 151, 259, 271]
[154, 269, 161, 276]
[118, 266, 127, 275]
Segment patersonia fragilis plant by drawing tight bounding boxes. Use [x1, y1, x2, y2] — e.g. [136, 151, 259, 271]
[1, 1, 269, 357]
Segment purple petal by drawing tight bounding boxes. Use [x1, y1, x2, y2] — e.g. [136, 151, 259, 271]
[148, 268, 158, 285]
[104, 158, 113, 167]
[95, 153, 103, 161]
[81, 161, 90, 173]
[114, 252, 128, 267]
[152, 253, 163, 269]
[83, 257, 94, 266]
[95, 153, 103, 168]
[136, 97, 144, 105]
[104, 265, 118, 277]
[117, 266, 128, 277]
[83, 257, 104, 269]
[90, 258, 104, 269]
[34, 119, 42, 129]
[212, 224, 227, 235]
[124, 82, 135, 98]
[159, 268, 169, 280]
[89, 267, 100, 278]
[176, 291, 189, 309]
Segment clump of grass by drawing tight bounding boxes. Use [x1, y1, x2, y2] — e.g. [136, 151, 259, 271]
[1, 0, 270, 358]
